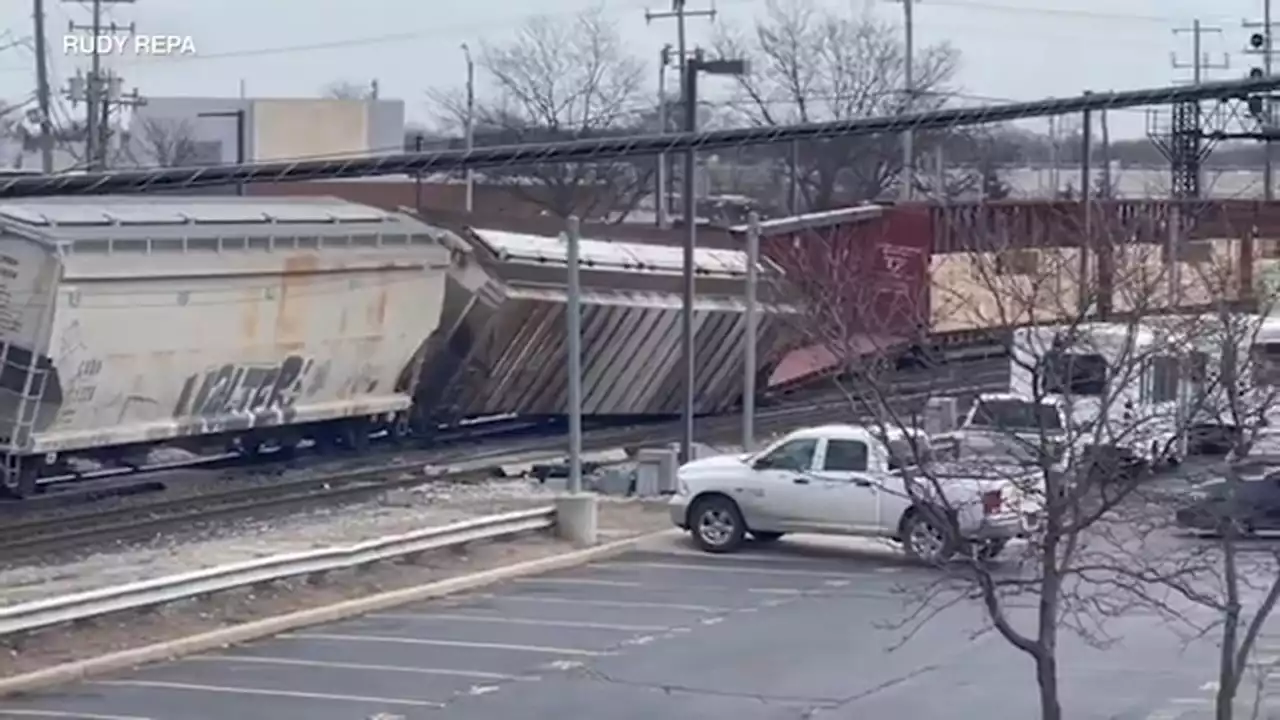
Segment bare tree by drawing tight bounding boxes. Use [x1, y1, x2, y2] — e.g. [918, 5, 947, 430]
[427, 7, 653, 220]
[127, 118, 201, 167]
[763, 199, 1260, 719]
[714, 0, 962, 209]
[1097, 219, 1280, 720]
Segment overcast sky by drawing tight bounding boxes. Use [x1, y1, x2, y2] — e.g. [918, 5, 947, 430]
[0, 0, 1267, 139]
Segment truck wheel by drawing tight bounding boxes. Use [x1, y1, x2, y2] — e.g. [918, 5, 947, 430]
[690, 495, 746, 554]
[750, 531, 785, 543]
[902, 508, 957, 564]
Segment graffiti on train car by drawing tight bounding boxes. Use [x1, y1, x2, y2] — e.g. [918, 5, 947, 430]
[171, 355, 314, 429]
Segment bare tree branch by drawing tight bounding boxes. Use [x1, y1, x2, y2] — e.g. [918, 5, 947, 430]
[713, 0, 965, 208]
[126, 118, 201, 168]
[427, 7, 653, 220]
[321, 81, 375, 100]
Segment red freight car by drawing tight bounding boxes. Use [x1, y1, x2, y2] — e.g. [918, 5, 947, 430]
[751, 198, 1280, 390]
[747, 205, 933, 387]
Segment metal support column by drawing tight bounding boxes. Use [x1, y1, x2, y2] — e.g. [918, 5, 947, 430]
[743, 212, 760, 449]
[566, 216, 583, 494]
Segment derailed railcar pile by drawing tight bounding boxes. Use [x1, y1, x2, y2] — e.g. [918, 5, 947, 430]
[0, 196, 451, 495]
[412, 226, 795, 424]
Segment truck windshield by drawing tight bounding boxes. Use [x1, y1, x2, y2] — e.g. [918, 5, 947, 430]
[1041, 352, 1107, 396]
[968, 399, 1063, 431]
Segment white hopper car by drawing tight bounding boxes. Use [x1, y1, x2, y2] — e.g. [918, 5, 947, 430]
[0, 196, 451, 496]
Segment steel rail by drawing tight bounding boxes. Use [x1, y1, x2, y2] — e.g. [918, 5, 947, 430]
[0, 369, 1008, 557]
[0, 78, 1273, 197]
[0, 507, 556, 638]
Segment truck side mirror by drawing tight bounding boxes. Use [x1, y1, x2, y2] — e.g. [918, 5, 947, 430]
[752, 456, 773, 470]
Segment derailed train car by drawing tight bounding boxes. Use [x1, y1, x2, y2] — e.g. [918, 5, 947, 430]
[408, 226, 796, 425]
[0, 196, 452, 495]
[755, 199, 1280, 388]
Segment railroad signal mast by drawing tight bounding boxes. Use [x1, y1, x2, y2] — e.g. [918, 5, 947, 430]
[1245, 10, 1280, 199]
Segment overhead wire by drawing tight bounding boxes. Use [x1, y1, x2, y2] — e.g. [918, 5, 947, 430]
[0, 0, 1207, 76]
[0, 77, 1272, 197]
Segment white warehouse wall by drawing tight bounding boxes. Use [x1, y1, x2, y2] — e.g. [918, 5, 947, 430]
[127, 96, 406, 167]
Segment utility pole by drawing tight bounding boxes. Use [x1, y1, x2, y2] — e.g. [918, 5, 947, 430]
[1080, 95, 1093, 315]
[64, 0, 135, 169]
[1175, 19, 1226, 86]
[1099, 108, 1111, 198]
[1047, 115, 1059, 197]
[656, 44, 673, 228]
[646, 0, 716, 225]
[461, 43, 475, 213]
[32, 0, 54, 172]
[1245, 10, 1277, 199]
[894, 0, 916, 200]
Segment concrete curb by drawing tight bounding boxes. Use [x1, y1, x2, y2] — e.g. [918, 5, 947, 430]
[0, 528, 680, 698]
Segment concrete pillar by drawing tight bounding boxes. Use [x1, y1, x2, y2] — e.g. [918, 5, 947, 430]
[554, 492, 599, 546]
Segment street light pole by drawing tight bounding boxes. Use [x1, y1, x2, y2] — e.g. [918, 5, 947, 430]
[678, 51, 747, 465]
[743, 212, 760, 449]
[566, 216, 583, 495]
[680, 52, 699, 465]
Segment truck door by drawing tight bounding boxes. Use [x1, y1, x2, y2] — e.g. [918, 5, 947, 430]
[745, 437, 820, 528]
[806, 438, 881, 531]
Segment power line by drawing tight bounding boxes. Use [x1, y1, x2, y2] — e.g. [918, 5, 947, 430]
[1, 77, 1274, 198]
[0, 0, 1195, 77]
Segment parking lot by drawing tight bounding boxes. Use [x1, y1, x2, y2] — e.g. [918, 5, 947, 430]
[0, 533, 1250, 720]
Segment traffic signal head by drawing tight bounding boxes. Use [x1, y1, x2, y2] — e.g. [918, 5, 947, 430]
[1252, 67, 1266, 79]
[1253, 32, 1267, 49]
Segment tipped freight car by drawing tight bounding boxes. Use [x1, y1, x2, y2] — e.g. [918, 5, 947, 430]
[747, 199, 1275, 390]
[408, 225, 797, 426]
[0, 196, 452, 496]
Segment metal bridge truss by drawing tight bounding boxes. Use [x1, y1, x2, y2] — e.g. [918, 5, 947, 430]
[1146, 98, 1269, 199]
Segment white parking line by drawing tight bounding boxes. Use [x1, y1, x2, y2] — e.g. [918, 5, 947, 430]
[592, 560, 870, 579]
[371, 612, 669, 632]
[0, 711, 152, 720]
[498, 595, 733, 613]
[282, 632, 605, 656]
[182, 654, 532, 680]
[511, 577, 642, 587]
[88, 680, 445, 707]
[642, 548, 813, 563]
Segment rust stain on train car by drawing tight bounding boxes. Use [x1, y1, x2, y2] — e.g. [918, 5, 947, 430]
[275, 254, 320, 341]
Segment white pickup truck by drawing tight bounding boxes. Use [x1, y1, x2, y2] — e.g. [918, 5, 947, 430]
[669, 423, 1042, 563]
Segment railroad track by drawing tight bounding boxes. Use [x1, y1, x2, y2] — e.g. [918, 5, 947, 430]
[0, 364, 1009, 560]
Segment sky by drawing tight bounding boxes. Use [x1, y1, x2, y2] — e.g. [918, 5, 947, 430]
[0, 0, 1268, 140]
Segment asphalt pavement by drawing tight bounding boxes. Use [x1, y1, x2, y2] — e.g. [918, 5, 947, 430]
[0, 529, 1270, 720]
